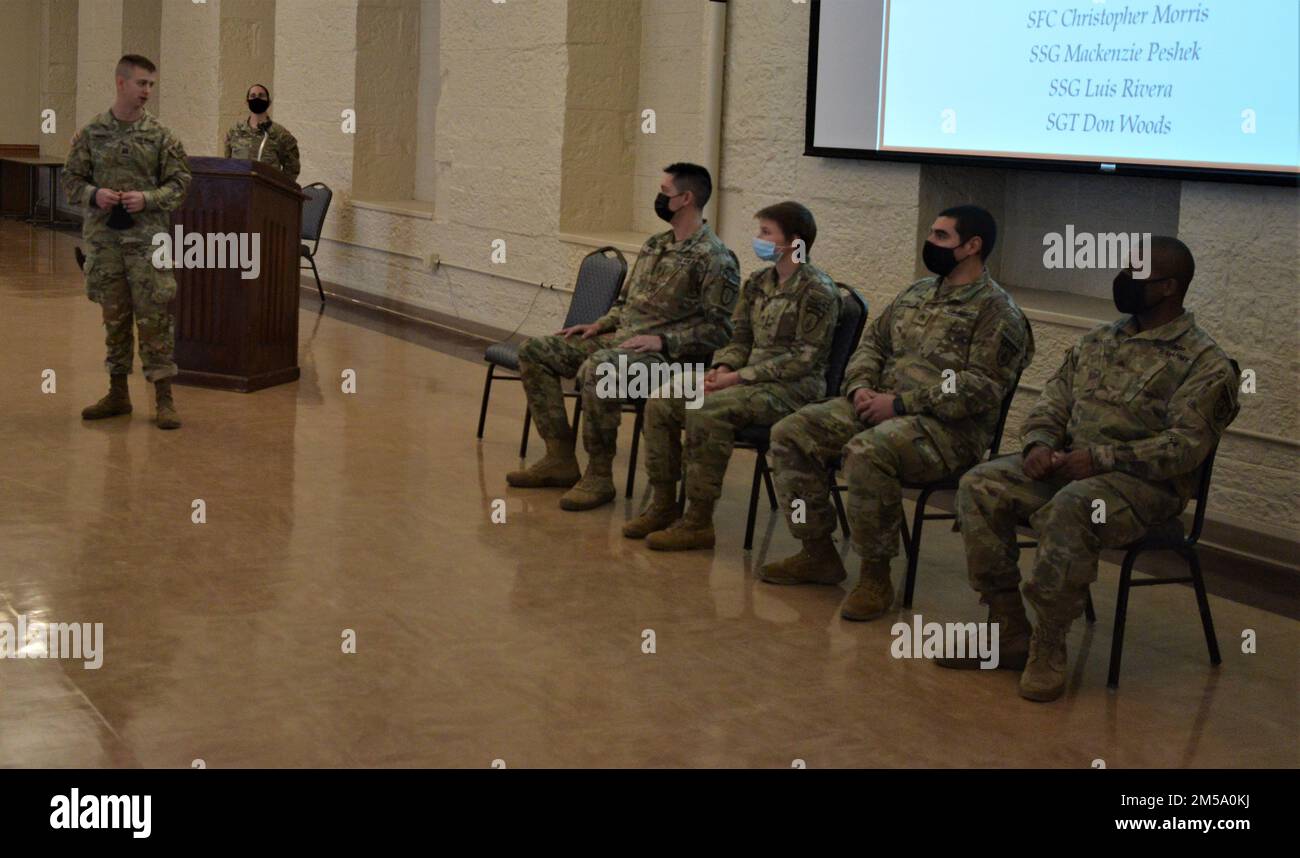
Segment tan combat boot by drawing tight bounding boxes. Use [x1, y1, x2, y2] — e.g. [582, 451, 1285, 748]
[154, 379, 182, 430]
[623, 483, 682, 539]
[506, 437, 581, 488]
[1019, 621, 1070, 702]
[645, 498, 715, 551]
[559, 456, 616, 511]
[758, 536, 847, 585]
[81, 374, 132, 420]
[936, 590, 1032, 670]
[840, 559, 895, 621]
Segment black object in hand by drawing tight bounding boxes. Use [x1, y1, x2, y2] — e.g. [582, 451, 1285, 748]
[107, 203, 134, 230]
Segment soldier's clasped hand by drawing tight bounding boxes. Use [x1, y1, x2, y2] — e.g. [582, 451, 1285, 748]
[120, 191, 147, 213]
[1022, 444, 1057, 480]
[1051, 448, 1098, 481]
[94, 188, 122, 210]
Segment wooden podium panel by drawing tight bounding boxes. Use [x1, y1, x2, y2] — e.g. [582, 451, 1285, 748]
[172, 157, 305, 392]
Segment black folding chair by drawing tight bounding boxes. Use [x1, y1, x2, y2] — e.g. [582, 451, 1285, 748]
[476, 246, 627, 458]
[894, 365, 1030, 610]
[734, 284, 869, 551]
[1016, 361, 1237, 688]
[300, 182, 332, 303]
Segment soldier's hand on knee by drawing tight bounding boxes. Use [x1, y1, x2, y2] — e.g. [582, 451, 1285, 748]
[860, 394, 898, 426]
[120, 191, 146, 213]
[558, 322, 597, 339]
[1023, 445, 1057, 480]
[851, 387, 877, 419]
[617, 334, 664, 353]
[1052, 448, 1098, 481]
[94, 188, 121, 210]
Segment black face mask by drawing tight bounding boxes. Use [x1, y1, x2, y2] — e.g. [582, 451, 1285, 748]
[1112, 271, 1168, 314]
[248, 97, 270, 115]
[922, 240, 962, 277]
[654, 192, 679, 224]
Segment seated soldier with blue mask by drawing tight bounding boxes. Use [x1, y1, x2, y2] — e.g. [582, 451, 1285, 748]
[628, 201, 841, 551]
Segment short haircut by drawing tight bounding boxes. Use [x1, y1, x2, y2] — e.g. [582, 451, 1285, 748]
[116, 54, 157, 78]
[1149, 235, 1195, 293]
[663, 162, 712, 210]
[939, 204, 997, 260]
[755, 201, 817, 253]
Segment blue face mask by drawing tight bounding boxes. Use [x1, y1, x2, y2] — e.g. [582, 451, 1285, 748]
[752, 238, 782, 262]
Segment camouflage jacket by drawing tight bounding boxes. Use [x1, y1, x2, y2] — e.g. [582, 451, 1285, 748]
[62, 109, 191, 244]
[843, 270, 1033, 445]
[593, 224, 740, 360]
[224, 119, 301, 182]
[713, 263, 841, 402]
[1022, 312, 1239, 502]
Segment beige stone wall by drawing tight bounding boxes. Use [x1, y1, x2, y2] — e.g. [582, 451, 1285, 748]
[0, 0, 42, 147]
[122, 0, 161, 117]
[353, 0, 419, 200]
[39, 0, 79, 158]
[31, 0, 1300, 542]
[559, 0, 639, 235]
[158, 0, 218, 153]
[76, 0, 123, 130]
[218, 0, 276, 155]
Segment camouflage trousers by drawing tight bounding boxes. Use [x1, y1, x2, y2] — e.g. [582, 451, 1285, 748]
[643, 382, 801, 503]
[956, 453, 1183, 626]
[517, 332, 666, 463]
[770, 398, 983, 562]
[84, 239, 178, 382]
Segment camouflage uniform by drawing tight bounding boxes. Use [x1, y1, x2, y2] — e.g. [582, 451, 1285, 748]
[957, 312, 1240, 626]
[224, 120, 301, 182]
[62, 109, 192, 382]
[642, 264, 841, 502]
[770, 270, 1032, 562]
[517, 224, 740, 461]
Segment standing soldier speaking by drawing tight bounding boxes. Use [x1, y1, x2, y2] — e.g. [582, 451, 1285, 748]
[63, 54, 192, 429]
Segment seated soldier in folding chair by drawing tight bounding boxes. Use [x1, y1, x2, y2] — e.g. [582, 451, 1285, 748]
[627, 202, 840, 551]
[938, 236, 1240, 703]
[506, 163, 740, 511]
[761, 206, 1034, 625]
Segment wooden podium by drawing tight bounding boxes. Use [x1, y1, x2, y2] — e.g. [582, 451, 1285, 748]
[171, 157, 305, 392]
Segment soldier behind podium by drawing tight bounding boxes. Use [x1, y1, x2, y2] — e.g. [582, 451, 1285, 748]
[224, 84, 301, 183]
[62, 54, 192, 429]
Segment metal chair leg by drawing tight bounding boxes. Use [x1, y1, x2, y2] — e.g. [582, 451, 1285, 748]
[743, 453, 763, 551]
[832, 482, 850, 539]
[625, 404, 645, 499]
[761, 453, 777, 510]
[902, 488, 929, 609]
[476, 364, 495, 439]
[1187, 550, 1221, 666]
[1107, 550, 1138, 688]
[309, 255, 325, 303]
[519, 407, 532, 459]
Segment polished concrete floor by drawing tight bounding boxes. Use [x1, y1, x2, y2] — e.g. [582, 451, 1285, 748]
[1, 220, 1296, 768]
